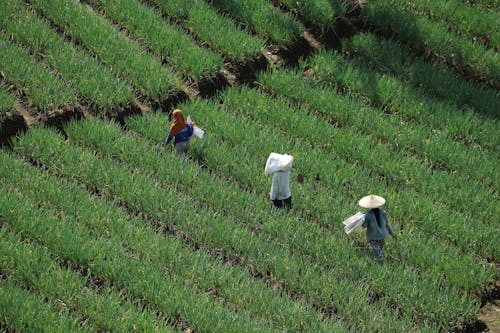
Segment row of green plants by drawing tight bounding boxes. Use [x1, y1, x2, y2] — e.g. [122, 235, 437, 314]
[0, 87, 15, 115]
[26, 0, 181, 100]
[122, 110, 489, 330]
[0, 0, 135, 109]
[147, 0, 265, 59]
[361, 0, 499, 85]
[208, 0, 302, 43]
[0, 223, 177, 332]
[12, 127, 447, 332]
[395, 0, 499, 48]
[278, 0, 344, 29]
[0, 178, 274, 333]
[0, 277, 91, 333]
[258, 62, 499, 189]
[301, 46, 498, 150]
[0, 33, 76, 111]
[87, 0, 224, 79]
[0, 149, 345, 333]
[341, 32, 499, 119]
[123, 110, 495, 290]
[216, 87, 497, 234]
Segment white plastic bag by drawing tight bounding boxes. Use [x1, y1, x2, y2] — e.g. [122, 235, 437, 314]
[342, 212, 366, 234]
[187, 116, 204, 139]
[264, 153, 294, 175]
[193, 125, 204, 139]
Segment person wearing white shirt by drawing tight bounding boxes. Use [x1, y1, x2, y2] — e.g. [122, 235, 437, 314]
[265, 153, 293, 210]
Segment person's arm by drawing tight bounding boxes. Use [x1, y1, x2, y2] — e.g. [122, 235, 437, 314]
[186, 124, 194, 137]
[269, 173, 279, 200]
[165, 133, 173, 144]
[382, 210, 395, 236]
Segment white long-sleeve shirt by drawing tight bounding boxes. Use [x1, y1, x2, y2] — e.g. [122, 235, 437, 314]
[270, 171, 291, 200]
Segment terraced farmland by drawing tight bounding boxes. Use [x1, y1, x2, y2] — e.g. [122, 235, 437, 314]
[0, 0, 498, 332]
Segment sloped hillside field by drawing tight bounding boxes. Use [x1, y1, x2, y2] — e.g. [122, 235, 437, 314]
[0, 0, 498, 332]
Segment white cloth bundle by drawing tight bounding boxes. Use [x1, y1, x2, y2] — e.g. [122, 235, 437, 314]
[342, 212, 366, 234]
[264, 153, 294, 175]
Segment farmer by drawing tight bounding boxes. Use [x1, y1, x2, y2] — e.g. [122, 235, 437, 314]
[265, 153, 293, 210]
[165, 109, 194, 159]
[359, 194, 395, 259]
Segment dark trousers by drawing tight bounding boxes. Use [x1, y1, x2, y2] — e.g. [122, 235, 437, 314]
[272, 196, 292, 210]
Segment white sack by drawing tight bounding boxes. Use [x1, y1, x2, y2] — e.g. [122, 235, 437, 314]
[342, 212, 366, 234]
[264, 153, 294, 175]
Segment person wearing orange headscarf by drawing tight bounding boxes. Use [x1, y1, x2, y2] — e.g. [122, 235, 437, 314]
[165, 109, 194, 158]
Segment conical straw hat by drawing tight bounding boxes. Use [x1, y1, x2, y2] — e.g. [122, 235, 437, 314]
[358, 195, 386, 209]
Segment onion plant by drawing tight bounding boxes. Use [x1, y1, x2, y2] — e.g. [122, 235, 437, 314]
[148, 0, 265, 59]
[0, 0, 135, 109]
[0, 226, 177, 332]
[361, 0, 499, 85]
[26, 0, 181, 100]
[208, 0, 302, 43]
[0, 34, 77, 111]
[0, 87, 15, 115]
[342, 33, 499, 119]
[87, 0, 223, 79]
[0, 184, 274, 333]
[0, 149, 347, 333]
[0, 278, 93, 333]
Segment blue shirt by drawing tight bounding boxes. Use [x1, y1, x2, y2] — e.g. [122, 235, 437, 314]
[165, 124, 193, 145]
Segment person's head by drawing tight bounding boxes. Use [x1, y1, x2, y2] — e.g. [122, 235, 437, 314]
[170, 109, 186, 135]
[358, 195, 385, 210]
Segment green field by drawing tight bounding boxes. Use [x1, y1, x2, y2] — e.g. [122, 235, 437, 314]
[0, 0, 498, 332]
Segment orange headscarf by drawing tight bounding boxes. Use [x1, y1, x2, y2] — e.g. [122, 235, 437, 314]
[169, 109, 186, 136]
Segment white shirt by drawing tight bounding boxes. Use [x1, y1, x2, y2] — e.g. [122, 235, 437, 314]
[270, 171, 291, 200]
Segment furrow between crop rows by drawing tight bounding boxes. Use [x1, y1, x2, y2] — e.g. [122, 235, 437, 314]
[1, 0, 136, 110]
[0, 149, 347, 333]
[25, 0, 181, 100]
[258, 67, 499, 191]
[0, 179, 277, 333]
[0, 224, 178, 332]
[341, 32, 499, 120]
[11, 127, 447, 332]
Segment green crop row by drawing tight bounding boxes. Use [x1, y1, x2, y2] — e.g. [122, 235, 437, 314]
[342, 32, 499, 119]
[88, 0, 223, 79]
[361, 0, 500, 85]
[26, 0, 181, 100]
[278, 0, 343, 28]
[0, 181, 274, 333]
[258, 65, 499, 189]
[0, 278, 92, 333]
[147, 0, 265, 59]
[122, 110, 488, 329]
[0, 149, 345, 333]
[12, 127, 442, 332]
[217, 87, 497, 231]
[396, 0, 499, 48]
[0, 225, 177, 332]
[0, 0, 135, 109]
[0, 33, 76, 111]
[0, 87, 15, 115]
[208, 0, 302, 43]
[124, 107, 488, 329]
[115, 112, 494, 291]
[317, 48, 498, 150]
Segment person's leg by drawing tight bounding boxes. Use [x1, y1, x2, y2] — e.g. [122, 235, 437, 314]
[174, 141, 189, 159]
[272, 199, 283, 208]
[368, 240, 384, 257]
[284, 196, 292, 210]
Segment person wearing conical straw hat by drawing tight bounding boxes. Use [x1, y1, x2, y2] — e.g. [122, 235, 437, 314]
[165, 109, 194, 159]
[359, 194, 395, 259]
[265, 153, 293, 210]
